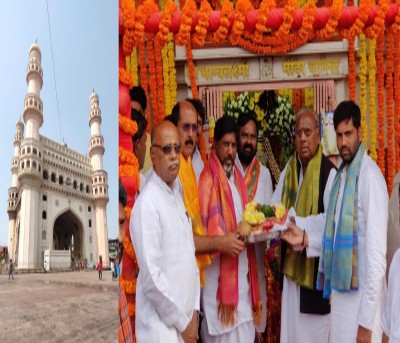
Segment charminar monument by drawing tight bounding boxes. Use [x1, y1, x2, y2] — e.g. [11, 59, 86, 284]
[7, 43, 109, 269]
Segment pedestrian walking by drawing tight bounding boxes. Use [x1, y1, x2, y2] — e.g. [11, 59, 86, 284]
[8, 259, 14, 280]
[97, 259, 103, 280]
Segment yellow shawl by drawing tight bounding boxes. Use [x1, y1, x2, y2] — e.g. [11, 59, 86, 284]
[179, 154, 211, 287]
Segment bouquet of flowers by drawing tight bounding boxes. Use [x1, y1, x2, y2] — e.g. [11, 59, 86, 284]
[238, 201, 287, 238]
[223, 91, 268, 136]
[266, 95, 296, 164]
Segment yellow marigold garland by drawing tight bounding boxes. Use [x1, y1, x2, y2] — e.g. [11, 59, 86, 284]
[377, 33, 386, 174]
[212, 0, 233, 45]
[359, 34, 368, 144]
[386, 29, 394, 192]
[119, 114, 138, 137]
[138, 39, 150, 130]
[168, 37, 177, 109]
[162, 41, 172, 115]
[192, 0, 212, 47]
[154, 41, 166, 122]
[368, 38, 377, 161]
[174, 0, 196, 46]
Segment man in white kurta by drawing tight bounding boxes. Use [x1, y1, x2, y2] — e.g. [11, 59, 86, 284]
[235, 112, 274, 334]
[131, 121, 200, 343]
[381, 248, 400, 342]
[318, 101, 387, 342]
[272, 109, 336, 342]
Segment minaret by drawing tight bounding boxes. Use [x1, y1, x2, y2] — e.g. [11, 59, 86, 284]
[17, 43, 44, 268]
[88, 91, 109, 266]
[7, 120, 24, 262]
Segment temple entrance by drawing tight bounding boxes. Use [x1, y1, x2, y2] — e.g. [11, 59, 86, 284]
[53, 210, 83, 265]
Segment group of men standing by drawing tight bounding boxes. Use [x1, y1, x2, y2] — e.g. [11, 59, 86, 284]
[120, 92, 393, 342]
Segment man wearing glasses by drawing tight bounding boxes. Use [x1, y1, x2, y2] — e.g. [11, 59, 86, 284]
[272, 108, 336, 342]
[130, 121, 200, 343]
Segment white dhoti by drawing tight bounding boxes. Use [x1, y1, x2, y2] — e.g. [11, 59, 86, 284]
[280, 276, 330, 343]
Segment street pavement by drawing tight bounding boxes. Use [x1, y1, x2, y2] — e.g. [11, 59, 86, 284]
[0, 270, 118, 343]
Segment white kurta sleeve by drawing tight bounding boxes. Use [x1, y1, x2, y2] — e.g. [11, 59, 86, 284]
[132, 200, 190, 333]
[357, 164, 388, 330]
[270, 165, 287, 204]
[295, 169, 337, 257]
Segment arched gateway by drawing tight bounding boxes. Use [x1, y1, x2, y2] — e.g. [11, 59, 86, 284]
[6, 44, 109, 270]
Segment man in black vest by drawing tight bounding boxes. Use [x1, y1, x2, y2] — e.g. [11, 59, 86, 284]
[270, 108, 336, 342]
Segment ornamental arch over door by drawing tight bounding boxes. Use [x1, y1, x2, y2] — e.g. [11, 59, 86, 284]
[198, 80, 335, 119]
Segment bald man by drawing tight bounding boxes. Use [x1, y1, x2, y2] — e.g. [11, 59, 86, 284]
[130, 121, 200, 343]
[271, 108, 337, 343]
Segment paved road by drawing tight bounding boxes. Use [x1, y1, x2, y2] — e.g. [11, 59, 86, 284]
[0, 270, 118, 343]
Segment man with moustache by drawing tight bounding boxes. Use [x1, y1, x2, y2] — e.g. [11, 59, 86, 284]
[130, 86, 152, 174]
[131, 121, 200, 343]
[235, 112, 273, 336]
[168, 101, 243, 288]
[199, 116, 262, 343]
[317, 101, 388, 342]
[271, 108, 336, 342]
[186, 98, 206, 182]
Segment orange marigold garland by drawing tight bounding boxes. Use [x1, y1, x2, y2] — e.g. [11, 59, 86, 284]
[175, 0, 196, 46]
[377, 33, 386, 175]
[368, 38, 378, 161]
[138, 39, 150, 130]
[119, 114, 138, 137]
[394, 28, 400, 171]
[154, 42, 166, 122]
[229, 0, 253, 46]
[134, 0, 158, 47]
[121, 0, 136, 56]
[186, 44, 199, 98]
[253, 0, 275, 44]
[359, 34, 368, 144]
[156, 0, 177, 47]
[339, 0, 371, 40]
[315, 0, 342, 40]
[146, 35, 160, 126]
[212, 0, 233, 45]
[386, 29, 394, 192]
[192, 0, 212, 48]
[348, 36, 356, 101]
[364, 0, 390, 39]
[119, 67, 133, 89]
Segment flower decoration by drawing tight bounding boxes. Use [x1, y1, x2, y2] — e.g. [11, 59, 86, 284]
[266, 95, 296, 164]
[223, 91, 266, 134]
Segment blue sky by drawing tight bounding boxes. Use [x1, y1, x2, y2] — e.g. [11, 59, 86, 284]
[0, 1, 118, 245]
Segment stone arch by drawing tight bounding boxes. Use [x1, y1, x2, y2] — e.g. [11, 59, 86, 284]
[52, 209, 84, 263]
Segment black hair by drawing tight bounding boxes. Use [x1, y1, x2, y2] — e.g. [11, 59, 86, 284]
[119, 179, 127, 207]
[185, 98, 206, 123]
[236, 111, 258, 135]
[214, 116, 238, 143]
[131, 108, 148, 143]
[129, 86, 147, 112]
[333, 100, 361, 130]
[169, 102, 180, 126]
